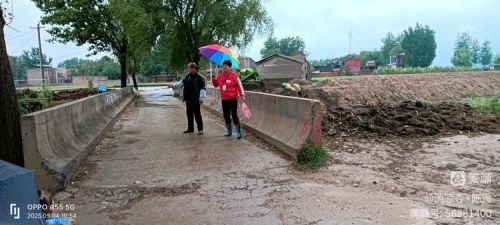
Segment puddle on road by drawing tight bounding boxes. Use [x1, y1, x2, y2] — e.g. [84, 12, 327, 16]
[136, 86, 178, 107]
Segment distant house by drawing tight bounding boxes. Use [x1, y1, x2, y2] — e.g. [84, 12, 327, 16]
[72, 75, 108, 85]
[345, 59, 361, 74]
[291, 51, 307, 62]
[150, 72, 177, 82]
[389, 53, 405, 68]
[312, 64, 334, 77]
[239, 57, 256, 69]
[365, 60, 377, 72]
[27, 67, 70, 86]
[315, 65, 333, 72]
[255, 53, 308, 80]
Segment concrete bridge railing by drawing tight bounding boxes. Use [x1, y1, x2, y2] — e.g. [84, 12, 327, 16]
[204, 88, 322, 159]
[21, 87, 135, 191]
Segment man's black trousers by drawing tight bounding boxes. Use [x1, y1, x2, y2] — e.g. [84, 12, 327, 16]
[186, 100, 203, 131]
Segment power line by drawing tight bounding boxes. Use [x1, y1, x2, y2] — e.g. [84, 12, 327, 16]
[6, 24, 21, 33]
[52, 50, 89, 60]
[7, 30, 33, 41]
[11, 32, 37, 54]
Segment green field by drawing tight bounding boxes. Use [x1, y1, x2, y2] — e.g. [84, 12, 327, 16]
[311, 75, 379, 82]
[17, 85, 89, 91]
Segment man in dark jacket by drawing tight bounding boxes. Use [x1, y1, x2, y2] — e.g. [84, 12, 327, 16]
[169, 62, 206, 135]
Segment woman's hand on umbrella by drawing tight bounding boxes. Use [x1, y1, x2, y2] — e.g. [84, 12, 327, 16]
[241, 95, 246, 102]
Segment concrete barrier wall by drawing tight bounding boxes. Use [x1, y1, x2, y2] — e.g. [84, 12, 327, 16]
[204, 88, 322, 159]
[21, 87, 135, 191]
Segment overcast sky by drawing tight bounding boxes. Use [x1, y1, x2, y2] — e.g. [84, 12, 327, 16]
[5, 0, 500, 66]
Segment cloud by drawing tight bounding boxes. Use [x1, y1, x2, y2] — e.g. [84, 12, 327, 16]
[5, 0, 500, 67]
[245, 0, 500, 66]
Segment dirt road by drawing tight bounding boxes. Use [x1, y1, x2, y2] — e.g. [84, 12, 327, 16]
[55, 87, 498, 225]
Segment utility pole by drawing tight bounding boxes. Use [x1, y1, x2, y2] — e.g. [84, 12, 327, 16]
[31, 23, 46, 85]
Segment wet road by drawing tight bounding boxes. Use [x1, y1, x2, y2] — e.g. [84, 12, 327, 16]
[55, 87, 433, 225]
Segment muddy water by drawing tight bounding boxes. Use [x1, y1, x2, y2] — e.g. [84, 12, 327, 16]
[322, 135, 500, 225]
[136, 86, 176, 107]
[52, 87, 498, 225]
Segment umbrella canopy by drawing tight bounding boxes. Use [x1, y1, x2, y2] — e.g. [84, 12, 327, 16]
[199, 44, 240, 69]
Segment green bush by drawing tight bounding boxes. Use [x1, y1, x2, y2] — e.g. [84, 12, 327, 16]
[40, 86, 54, 108]
[295, 140, 332, 171]
[18, 96, 44, 115]
[464, 96, 500, 115]
[87, 79, 95, 92]
[238, 68, 262, 82]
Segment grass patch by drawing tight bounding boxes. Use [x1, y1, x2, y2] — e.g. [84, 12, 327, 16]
[295, 140, 332, 171]
[17, 85, 90, 91]
[375, 66, 483, 75]
[464, 96, 500, 115]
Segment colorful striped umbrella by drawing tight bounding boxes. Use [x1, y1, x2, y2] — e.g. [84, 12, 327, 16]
[199, 44, 239, 69]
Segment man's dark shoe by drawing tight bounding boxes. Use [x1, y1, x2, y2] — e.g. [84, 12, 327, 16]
[183, 130, 194, 133]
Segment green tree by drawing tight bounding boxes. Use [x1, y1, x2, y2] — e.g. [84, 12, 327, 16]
[400, 23, 436, 67]
[0, 1, 24, 166]
[455, 32, 473, 49]
[19, 47, 52, 67]
[479, 40, 492, 68]
[451, 48, 473, 67]
[142, 49, 169, 76]
[59, 56, 121, 79]
[380, 32, 402, 64]
[260, 36, 305, 58]
[57, 57, 84, 69]
[110, 0, 162, 89]
[155, 0, 272, 69]
[260, 37, 280, 58]
[8, 55, 27, 79]
[470, 39, 480, 67]
[98, 56, 121, 79]
[451, 32, 484, 68]
[309, 58, 333, 69]
[32, 0, 129, 87]
[359, 50, 385, 67]
[494, 54, 500, 65]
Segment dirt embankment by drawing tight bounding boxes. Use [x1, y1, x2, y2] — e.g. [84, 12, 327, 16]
[323, 101, 500, 137]
[246, 72, 500, 137]
[53, 88, 96, 101]
[307, 72, 500, 108]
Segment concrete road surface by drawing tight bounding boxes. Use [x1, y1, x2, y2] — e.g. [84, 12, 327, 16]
[55, 87, 431, 225]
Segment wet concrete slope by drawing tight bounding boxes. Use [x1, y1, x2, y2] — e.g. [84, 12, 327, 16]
[54, 87, 430, 225]
[204, 88, 322, 159]
[21, 87, 135, 192]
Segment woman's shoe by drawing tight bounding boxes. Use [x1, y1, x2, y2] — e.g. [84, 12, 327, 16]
[224, 124, 232, 137]
[236, 124, 242, 139]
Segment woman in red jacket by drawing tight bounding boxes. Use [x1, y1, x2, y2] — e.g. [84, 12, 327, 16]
[212, 60, 246, 139]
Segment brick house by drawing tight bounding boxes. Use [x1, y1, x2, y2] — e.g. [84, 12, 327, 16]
[255, 53, 308, 80]
[239, 57, 256, 69]
[72, 75, 108, 85]
[27, 67, 70, 86]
